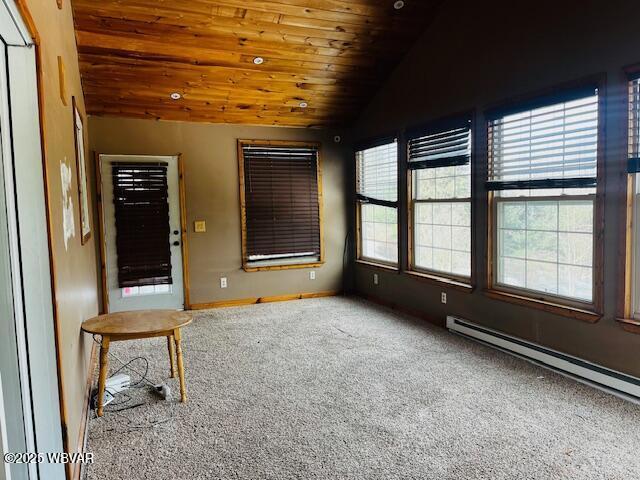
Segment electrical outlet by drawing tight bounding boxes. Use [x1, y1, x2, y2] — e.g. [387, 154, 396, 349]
[309, 271, 316, 280]
[373, 273, 379, 285]
[220, 277, 227, 288]
[441, 292, 447, 304]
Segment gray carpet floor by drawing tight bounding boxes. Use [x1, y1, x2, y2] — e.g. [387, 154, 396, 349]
[84, 296, 640, 480]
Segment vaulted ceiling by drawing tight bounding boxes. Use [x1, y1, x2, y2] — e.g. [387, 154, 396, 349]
[72, 0, 441, 128]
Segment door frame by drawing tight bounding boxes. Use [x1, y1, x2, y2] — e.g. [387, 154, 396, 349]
[95, 152, 191, 312]
[1, 1, 66, 479]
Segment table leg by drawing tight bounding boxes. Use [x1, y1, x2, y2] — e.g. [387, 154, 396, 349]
[97, 336, 111, 417]
[167, 335, 176, 378]
[173, 328, 187, 402]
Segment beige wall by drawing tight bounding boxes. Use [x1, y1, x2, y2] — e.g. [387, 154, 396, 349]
[351, 0, 640, 376]
[89, 117, 350, 306]
[21, 0, 99, 458]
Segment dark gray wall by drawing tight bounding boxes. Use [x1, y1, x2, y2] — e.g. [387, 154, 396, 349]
[351, 0, 640, 376]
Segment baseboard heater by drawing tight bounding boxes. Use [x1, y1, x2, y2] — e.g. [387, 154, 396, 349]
[446, 316, 640, 404]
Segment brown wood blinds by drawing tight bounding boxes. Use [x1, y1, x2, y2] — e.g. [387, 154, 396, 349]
[112, 162, 172, 287]
[241, 143, 321, 262]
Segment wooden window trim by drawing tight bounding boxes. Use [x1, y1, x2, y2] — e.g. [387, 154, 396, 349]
[406, 111, 475, 287]
[355, 258, 400, 272]
[618, 173, 635, 323]
[404, 269, 474, 292]
[237, 139, 324, 272]
[484, 288, 601, 323]
[618, 64, 640, 328]
[485, 75, 606, 319]
[354, 135, 400, 269]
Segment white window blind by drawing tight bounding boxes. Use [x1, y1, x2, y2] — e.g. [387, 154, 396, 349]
[356, 141, 398, 204]
[629, 77, 640, 173]
[487, 89, 598, 190]
[356, 139, 398, 264]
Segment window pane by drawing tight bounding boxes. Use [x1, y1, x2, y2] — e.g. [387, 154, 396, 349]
[361, 204, 397, 264]
[526, 260, 558, 295]
[559, 265, 592, 301]
[558, 232, 592, 267]
[451, 251, 471, 277]
[499, 229, 525, 258]
[559, 202, 593, 233]
[500, 257, 525, 287]
[526, 231, 557, 262]
[414, 201, 470, 277]
[415, 166, 471, 201]
[496, 199, 594, 302]
[526, 202, 558, 231]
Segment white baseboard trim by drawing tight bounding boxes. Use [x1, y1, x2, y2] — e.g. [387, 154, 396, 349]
[447, 315, 640, 404]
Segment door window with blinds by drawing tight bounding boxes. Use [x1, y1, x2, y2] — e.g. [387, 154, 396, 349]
[408, 119, 471, 280]
[487, 87, 600, 305]
[112, 162, 172, 287]
[238, 141, 322, 270]
[627, 76, 640, 319]
[355, 139, 398, 265]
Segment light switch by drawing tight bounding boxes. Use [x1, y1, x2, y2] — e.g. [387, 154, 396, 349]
[194, 220, 206, 233]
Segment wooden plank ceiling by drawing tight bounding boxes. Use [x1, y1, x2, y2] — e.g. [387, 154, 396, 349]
[73, 0, 442, 128]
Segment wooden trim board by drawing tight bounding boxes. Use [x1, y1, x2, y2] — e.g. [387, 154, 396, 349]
[94, 152, 109, 313]
[177, 154, 191, 309]
[71, 341, 97, 480]
[190, 290, 339, 310]
[14, 2, 71, 476]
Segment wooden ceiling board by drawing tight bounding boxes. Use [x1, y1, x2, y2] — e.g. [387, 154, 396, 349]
[73, 0, 442, 127]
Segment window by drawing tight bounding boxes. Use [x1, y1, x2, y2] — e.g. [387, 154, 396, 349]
[487, 87, 600, 307]
[355, 139, 398, 266]
[408, 119, 472, 281]
[122, 284, 172, 298]
[627, 76, 640, 319]
[112, 162, 172, 287]
[238, 140, 323, 271]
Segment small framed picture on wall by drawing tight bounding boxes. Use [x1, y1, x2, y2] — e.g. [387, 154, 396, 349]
[72, 96, 91, 244]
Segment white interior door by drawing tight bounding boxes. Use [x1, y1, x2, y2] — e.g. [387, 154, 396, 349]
[100, 154, 184, 312]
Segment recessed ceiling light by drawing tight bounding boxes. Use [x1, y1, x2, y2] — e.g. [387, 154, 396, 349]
[299, 102, 308, 108]
[393, 0, 405, 9]
[170, 92, 181, 100]
[253, 57, 264, 65]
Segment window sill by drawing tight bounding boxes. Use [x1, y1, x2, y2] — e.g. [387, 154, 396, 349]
[355, 259, 399, 272]
[243, 261, 324, 272]
[404, 270, 474, 292]
[484, 288, 601, 323]
[616, 317, 640, 334]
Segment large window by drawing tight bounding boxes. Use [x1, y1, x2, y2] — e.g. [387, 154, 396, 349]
[487, 88, 600, 307]
[356, 139, 398, 265]
[627, 76, 640, 319]
[238, 140, 323, 271]
[408, 119, 472, 281]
